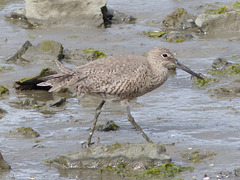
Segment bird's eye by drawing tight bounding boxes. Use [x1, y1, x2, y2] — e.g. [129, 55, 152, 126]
[162, 53, 168, 58]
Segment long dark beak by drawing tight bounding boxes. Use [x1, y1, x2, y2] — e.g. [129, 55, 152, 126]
[175, 59, 204, 80]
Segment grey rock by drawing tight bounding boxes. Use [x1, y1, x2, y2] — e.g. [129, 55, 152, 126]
[49, 97, 66, 107]
[195, 5, 240, 32]
[17, 98, 38, 107]
[162, 31, 194, 42]
[211, 80, 240, 95]
[107, 9, 136, 24]
[6, 40, 32, 63]
[64, 48, 106, 66]
[234, 167, 240, 176]
[24, 0, 106, 27]
[101, 6, 136, 28]
[9, 126, 40, 138]
[53, 143, 171, 169]
[96, 120, 119, 131]
[5, 8, 27, 20]
[211, 58, 232, 71]
[162, 8, 197, 30]
[21, 40, 63, 64]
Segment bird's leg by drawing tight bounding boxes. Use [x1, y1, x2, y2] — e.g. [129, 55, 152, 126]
[126, 105, 153, 143]
[86, 100, 106, 147]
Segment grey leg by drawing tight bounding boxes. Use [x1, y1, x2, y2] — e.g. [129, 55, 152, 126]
[126, 105, 153, 143]
[87, 100, 106, 147]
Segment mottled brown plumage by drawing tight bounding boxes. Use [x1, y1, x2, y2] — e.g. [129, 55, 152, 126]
[38, 46, 203, 146]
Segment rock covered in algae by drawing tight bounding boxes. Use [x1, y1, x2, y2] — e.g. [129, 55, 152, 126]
[196, 57, 240, 96]
[0, 152, 11, 170]
[96, 120, 119, 131]
[53, 143, 171, 169]
[64, 48, 107, 66]
[145, 30, 193, 43]
[162, 8, 197, 30]
[21, 40, 63, 63]
[0, 85, 9, 96]
[10, 126, 40, 138]
[195, 2, 240, 32]
[15, 67, 57, 90]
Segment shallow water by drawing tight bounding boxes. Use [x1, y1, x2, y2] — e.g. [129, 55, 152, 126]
[1, 0, 240, 179]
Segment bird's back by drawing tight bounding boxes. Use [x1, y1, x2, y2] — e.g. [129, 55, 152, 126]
[38, 54, 169, 101]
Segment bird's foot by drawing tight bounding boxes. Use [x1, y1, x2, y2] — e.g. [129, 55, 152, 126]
[81, 141, 95, 148]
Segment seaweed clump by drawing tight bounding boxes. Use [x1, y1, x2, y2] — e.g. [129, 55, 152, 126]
[83, 48, 106, 59]
[13, 126, 40, 138]
[102, 162, 194, 179]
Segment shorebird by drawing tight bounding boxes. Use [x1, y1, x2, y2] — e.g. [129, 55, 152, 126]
[38, 46, 203, 147]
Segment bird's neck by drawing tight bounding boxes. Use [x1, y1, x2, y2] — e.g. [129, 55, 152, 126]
[147, 61, 169, 88]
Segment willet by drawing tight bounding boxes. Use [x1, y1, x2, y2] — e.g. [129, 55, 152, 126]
[38, 46, 203, 147]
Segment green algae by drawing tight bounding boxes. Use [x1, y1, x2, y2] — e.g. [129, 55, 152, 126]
[103, 162, 193, 179]
[142, 52, 148, 57]
[96, 121, 119, 131]
[28, 35, 35, 39]
[232, 1, 240, 8]
[205, 6, 227, 15]
[208, 63, 240, 76]
[178, 8, 184, 15]
[40, 40, 57, 52]
[145, 31, 167, 38]
[0, 85, 9, 95]
[105, 162, 128, 175]
[174, 38, 184, 43]
[15, 67, 56, 90]
[194, 76, 218, 87]
[34, 139, 41, 143]
[0, 66, 13, 71]
[182, 151, 216, 163]
[44, 158, 54, 165]
[66, 35, 78, 39]
[33, 102, 46, 109]
[165, 37, 183, 43]
[145, 31, 186, 43]
[139, 163, 194, 178]
[38, 68, 55, 77]
[83, 48, 106, 59]
[166, 35, 185, 43]
[226, 63, 240, 75]
[231, 55, 240, 58]
[112, 142, 122, 148]
[16, 76, 34, 84]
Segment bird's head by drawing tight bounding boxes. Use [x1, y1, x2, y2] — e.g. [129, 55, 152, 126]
[147, 46, 203, 79]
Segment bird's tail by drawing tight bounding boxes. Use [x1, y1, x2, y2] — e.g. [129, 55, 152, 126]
[37, 60, 74, 92]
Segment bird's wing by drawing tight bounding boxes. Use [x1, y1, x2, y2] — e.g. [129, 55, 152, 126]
[71, 56, 151, 98]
